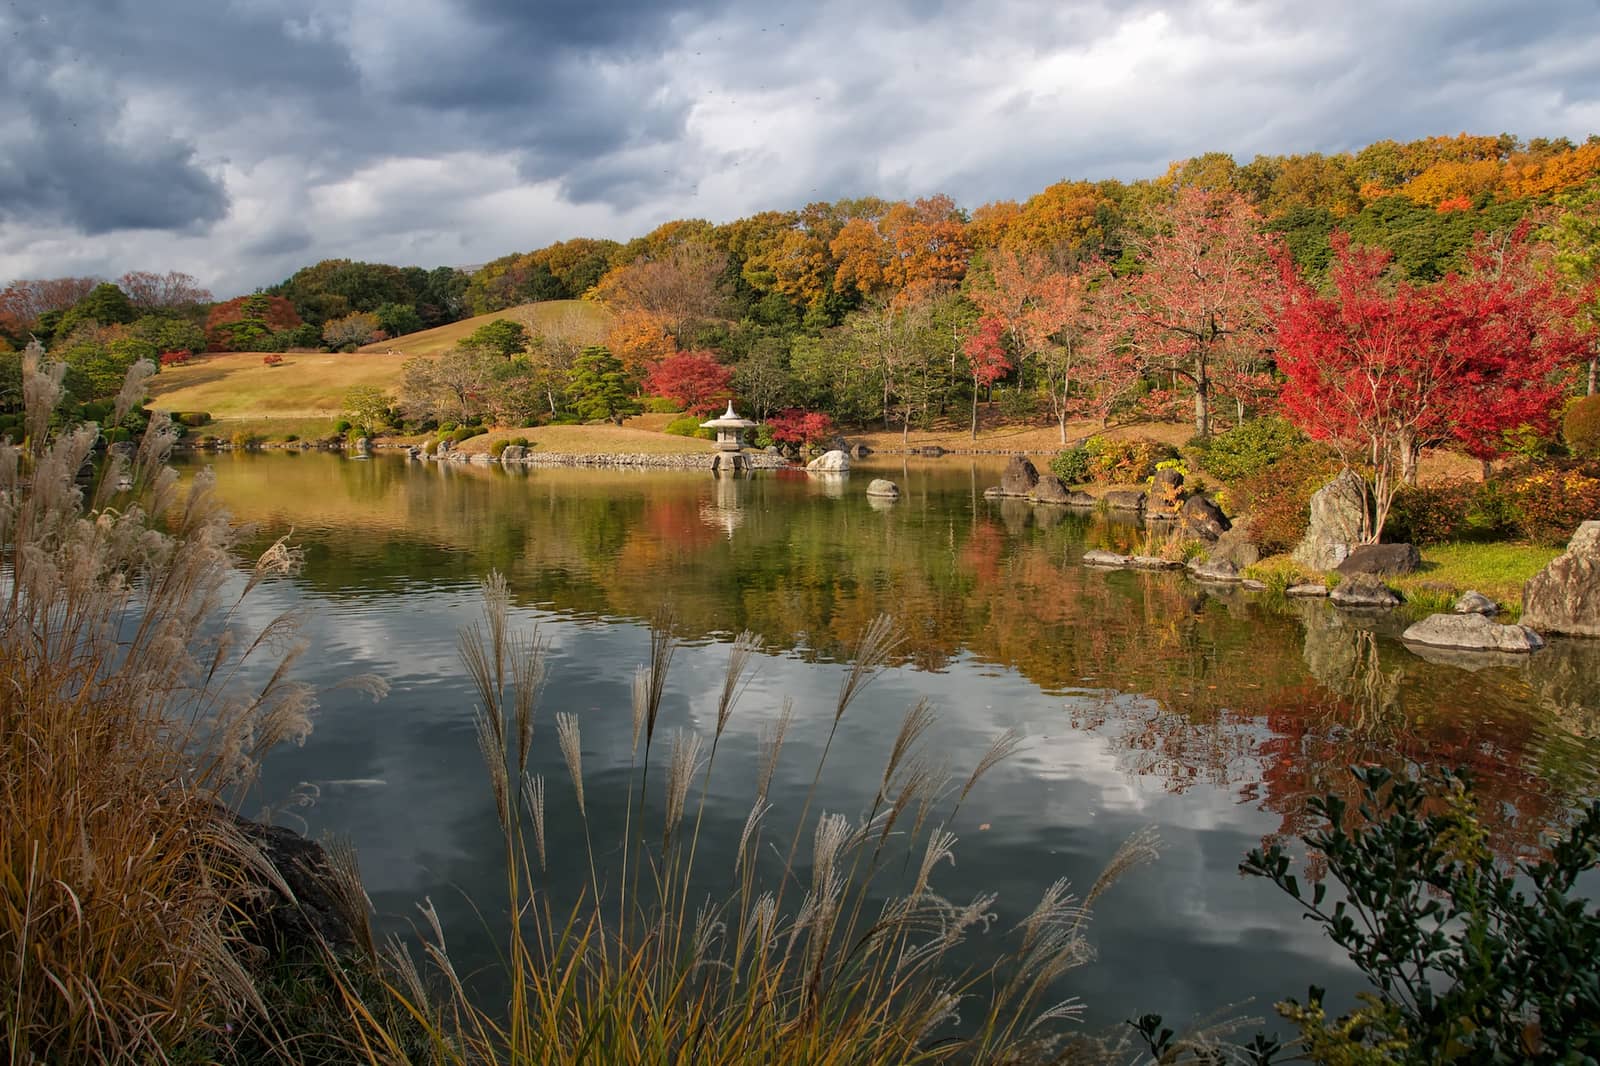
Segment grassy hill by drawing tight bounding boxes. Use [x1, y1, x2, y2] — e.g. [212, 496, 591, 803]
[357, 299, 611, 357]
[145, 300, 613, 439]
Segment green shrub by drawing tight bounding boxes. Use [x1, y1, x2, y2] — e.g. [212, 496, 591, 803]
[229, 431, 262, 451]
[1083, 436, 1178, 483]
[283, 434, 299, 443]
[333, 419, 352, 435]
[1241, 767, 1600, 1062]
[176, 412, 211, 428]
[664, 416, 713, 439]
[103, 426, 130, 444]
[1049, 444, 1091, 484]
[489, 439, 510, 458]
[753, 422, 777, 449]
[643, 395, 683, 414]
[450, 426, 484, 444]
[1563, 394, 1600, 459]
[996, 385, 1040, 421]
[1193, 416, 1304, 482]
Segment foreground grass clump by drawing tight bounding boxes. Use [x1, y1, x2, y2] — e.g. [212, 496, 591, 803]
[1393, 541, 1561, 614]
[348, 595, 1164, 1064]
[0, 345, 382, 1063]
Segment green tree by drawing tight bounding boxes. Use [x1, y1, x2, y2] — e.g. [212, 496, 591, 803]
[341, 385, 393, 437]
[129, 315, 206, 356]
[463, 319, 530, 358]
[566, 346, 639, 424]
[54, 283, 135, 340]
[374, 303, 423, 339]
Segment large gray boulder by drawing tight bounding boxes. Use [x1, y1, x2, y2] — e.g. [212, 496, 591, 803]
[1454, 590, 1499, 616]
[1330, 573, 1403, 609]
[1402, 613, 1545, 653]
[1523, 521, 1600, 637]
[866, 478, 900, 498]
[1292, 469, 1367, 571]
[500, 444, 527, 462]
[1336, 542, 1421, 577]
[1000, 455, 1040, 496]
[1101, 489, 1147, 512]
[1029, 474, 1073, 504]
[1209, 516, 1260, 569]
[1179, 495, 1231, 542]
[1082, 549, 1132, 567]
[806, 449, 851, 473]
[1188, 558, 1242, 583]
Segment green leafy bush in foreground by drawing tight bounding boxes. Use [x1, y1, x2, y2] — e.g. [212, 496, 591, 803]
[1141, 767, 1600, 1063]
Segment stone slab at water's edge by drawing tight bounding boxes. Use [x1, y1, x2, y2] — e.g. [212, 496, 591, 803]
[1402, 613, 1545, 653]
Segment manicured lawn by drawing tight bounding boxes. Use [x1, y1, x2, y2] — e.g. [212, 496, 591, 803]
[148, 351, 410, 422]
[454, 423, 710, 456]
[1394, 541, 1561, 614]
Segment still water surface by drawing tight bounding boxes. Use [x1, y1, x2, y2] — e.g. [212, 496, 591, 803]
[188, 452, 1600, 1035]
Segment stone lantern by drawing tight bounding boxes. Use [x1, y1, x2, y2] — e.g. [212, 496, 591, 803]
[700, 401, 758, 476]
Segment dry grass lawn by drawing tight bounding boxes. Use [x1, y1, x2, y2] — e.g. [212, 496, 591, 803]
[148, 351, 410, 420]
[357, 299, 611, 357]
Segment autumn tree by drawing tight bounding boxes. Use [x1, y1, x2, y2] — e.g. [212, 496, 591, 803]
[1277, 229, 1587, 541]
[644, 351, 734, 416]
[592, 241, 729, 344]
[322, 311, 384, 350]
[205, 295, 303, 352]
[731, 339, 795, 421]
[1546, 180, 1600, 393]
[117, 271, 212, 310]
[961, 315, 1012, 438]
[605, 310, 678, 373]
[1118, 188, 1282, 436]
[398, 348, 500, 426]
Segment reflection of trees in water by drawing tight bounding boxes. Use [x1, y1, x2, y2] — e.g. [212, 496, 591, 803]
[210, 456, 1600, 861]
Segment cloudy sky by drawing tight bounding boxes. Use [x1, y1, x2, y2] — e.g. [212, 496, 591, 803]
[3, 0, 1598, 297]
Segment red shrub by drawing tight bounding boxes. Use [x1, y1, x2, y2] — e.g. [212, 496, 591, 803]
[767, 408, 837, 446]
[159, 350, 191, 367]
[261, 353, 284, 367]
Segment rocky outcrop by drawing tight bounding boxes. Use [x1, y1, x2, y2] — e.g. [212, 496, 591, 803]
[1454, 590, 1499, 616]
[1336, 543, 1421, 577]
[500, 444, 528, 462]
[1130, 555, 1185, 570]
[1401, 613, 1545, 653]
[1029, 474, 1072, 504]
[1330, 573, 1403, 609]
[1083, 549, 1132, 567]
[226, 811, 365, 958]
[1523, 521, 1600, 637]
[1148, 467, 1185, 517]
[1208, 516, 1259, 569]
[1286, 583, 1330, 598]
[1188, 558, 1242, 583]
[866, 478, 900, 498]
[1000, 455, 1040, 496]
[1292, 469, 1367, 571]
[806, 449, 851, 472]
[1179, 495, 1231, 542]
[1101, 490, 1147, 512]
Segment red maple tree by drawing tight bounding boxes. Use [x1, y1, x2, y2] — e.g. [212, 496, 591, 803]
[643, 350, 734, 417]
[1118, 188, 1282, 436]
[1277, 227, 1588, 540]
[766, 408, 836, 446]
[961, 315, 1012, 438]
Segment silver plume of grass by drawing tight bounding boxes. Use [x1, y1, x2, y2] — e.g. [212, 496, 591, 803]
[555, 712, 585, 818]
[879, 698, 936, 804]
[1086, 825, 1161, 910]
[755, 697, 792, 803]
[476, 707, 511, 833]
[663, 728, 703, 841]
[957, 725, 1025, 806]
[522, 773, 547, 870]
[835, 613, 902, 723]
[715, 629, 763, 738]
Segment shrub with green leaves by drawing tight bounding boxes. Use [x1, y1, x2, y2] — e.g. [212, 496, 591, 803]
[1193, 416, 1304, 483]
[664, 415, 714, 439]
[1049, 444, 1091, 484]
[1240, 767, 1600, 1063]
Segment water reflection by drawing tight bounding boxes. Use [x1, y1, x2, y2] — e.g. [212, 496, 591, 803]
[180, 453, 1600, 1029]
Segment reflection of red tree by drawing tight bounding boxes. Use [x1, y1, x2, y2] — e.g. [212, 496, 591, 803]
[642, 496, 720, 553]
[960, 519, 1004, 585]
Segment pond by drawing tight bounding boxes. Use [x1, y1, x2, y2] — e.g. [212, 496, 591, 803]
[190, 451, 1600, 1038]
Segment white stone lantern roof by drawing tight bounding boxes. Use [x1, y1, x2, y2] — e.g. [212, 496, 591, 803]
[699, 402, 757, 432]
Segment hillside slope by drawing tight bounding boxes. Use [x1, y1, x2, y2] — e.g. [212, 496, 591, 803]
[356, 299, 611, 356]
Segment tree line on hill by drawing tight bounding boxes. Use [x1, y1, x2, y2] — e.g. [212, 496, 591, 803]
[5, 132, 1600, 498]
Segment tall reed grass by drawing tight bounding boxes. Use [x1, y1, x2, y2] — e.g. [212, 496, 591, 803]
[1, 344, 382, 1063]
[349, 581, 1165, 1064]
